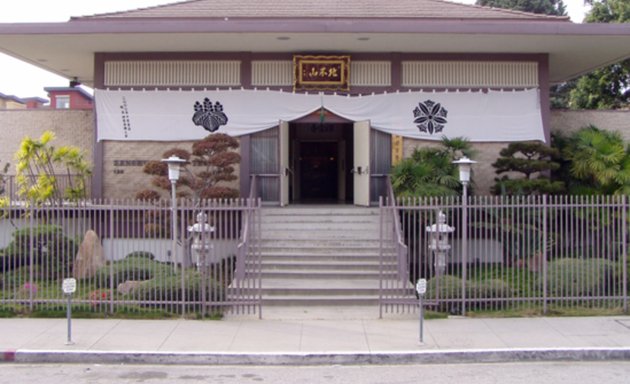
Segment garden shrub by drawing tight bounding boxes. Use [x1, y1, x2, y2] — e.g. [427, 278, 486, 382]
[546, 258, 621, 298]
[470, 278, 514, 310]
[425, 275, 464, 301]
[474, 278, 514, 299]
[0, 225, 76, 280]
[94, 255, 172, 288]
[133, 269, 226, 309]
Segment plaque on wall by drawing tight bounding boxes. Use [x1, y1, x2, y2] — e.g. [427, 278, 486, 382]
[294, 55, 350, 92]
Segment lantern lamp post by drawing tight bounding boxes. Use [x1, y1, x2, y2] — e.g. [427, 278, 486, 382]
[162, 155, 186, 272]
[452, 156, 476, 316]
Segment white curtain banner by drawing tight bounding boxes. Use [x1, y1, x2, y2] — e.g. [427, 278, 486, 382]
[95, 89, 544, 142]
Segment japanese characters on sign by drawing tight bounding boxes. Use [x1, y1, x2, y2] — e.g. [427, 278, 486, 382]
[294, 55, 350, 91]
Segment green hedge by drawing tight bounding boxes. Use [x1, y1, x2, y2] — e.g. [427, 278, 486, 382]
[0, 225, 76, 280]
[94, 255, 172, 288]
[546, 258, 621, 298]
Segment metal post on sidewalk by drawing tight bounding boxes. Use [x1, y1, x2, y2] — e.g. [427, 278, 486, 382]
[62, 278, 76, 345]
[416, 279, 427, 345]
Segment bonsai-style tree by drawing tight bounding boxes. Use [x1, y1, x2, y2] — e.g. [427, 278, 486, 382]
[137, 133, 241, 200]
[14, 131, 91, 204]
[492, 141, 565, 195]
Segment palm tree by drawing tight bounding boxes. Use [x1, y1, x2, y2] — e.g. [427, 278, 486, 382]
[561, 125, 630, 195]
[390, 136, 472, 198]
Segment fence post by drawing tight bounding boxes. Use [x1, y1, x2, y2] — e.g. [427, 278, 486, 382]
[461, 192, 468, 316]
[623, 195, 628, 314]
[378, 195, 384, 319]
[28, 201, 35, 312]
[542, 194, 548, 315]
[109, 201, 115, 314]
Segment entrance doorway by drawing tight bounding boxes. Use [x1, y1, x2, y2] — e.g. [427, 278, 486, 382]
[250, 111, 390, 206]
[289, 123, 354, 204]
[299, 141, 338, 202]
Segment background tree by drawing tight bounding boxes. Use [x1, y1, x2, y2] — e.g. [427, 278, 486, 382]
[137, 133, 241, 201]
[475, 0, 567, 15]
[568, 0, 630, 109]
[15, 131, 91, 204]
[492, 141, 565, 195]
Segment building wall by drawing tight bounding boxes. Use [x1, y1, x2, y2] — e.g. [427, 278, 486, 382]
[1, 106, 627, 198]
[103, 140, 241, 199]
[0, 109, 94, 174]
[551, 110, 630, 139]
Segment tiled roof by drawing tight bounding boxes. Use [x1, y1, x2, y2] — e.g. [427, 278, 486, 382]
[74, 0, 569, 21]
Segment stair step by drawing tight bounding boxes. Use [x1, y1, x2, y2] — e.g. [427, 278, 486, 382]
[261, 296, 380, 306]
[260, 253, 385, 261]
[259, 271, 397, 280]
[247, 206, 414, 307]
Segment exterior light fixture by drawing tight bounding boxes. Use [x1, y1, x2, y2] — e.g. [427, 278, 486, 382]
[452, 156, 476, 186]
[452, 156, 477, 316]
[161, 155, 187, 272]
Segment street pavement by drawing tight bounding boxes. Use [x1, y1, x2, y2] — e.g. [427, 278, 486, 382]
[1, 306, 629, 365]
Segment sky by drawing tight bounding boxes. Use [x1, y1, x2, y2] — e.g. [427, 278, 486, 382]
[0, 0, 590, 101]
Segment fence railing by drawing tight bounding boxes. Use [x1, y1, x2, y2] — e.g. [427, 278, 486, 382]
[1, 174, 92, 202]
[0, 197, 260, 317]
[380, 194, 629, 315]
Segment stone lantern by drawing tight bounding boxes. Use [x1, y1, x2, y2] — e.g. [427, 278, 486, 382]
[425, 210, 455, 276]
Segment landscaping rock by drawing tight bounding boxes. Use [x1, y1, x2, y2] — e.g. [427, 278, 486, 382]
[117, 280, 143, 295]
[73, 230, 105, 279]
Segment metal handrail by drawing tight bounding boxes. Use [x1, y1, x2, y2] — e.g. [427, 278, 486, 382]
[235, 175, 258, 280]
[385, 175, 409, 282]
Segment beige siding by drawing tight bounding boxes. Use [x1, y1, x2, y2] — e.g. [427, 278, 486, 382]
[551, 110, 630, 140]
[0, 110, 94, 174]
[103, 140, 241, 199]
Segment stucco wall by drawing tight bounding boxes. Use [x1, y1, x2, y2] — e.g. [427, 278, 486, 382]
[0, 109, 94, 174]
[551, 110, 630, 139]
[103, 140, 241, 199]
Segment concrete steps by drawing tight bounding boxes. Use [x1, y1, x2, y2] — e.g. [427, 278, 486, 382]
[251, 205, 402, 306]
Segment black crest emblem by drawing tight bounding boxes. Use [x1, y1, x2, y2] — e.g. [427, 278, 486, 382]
[192, 98, 228, 132]
[413, 100, 448, 135]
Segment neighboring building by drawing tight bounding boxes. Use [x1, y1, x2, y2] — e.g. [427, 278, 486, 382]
[0, 92, 27, 109]
[45, 86, 93, 110]
[1, 92, 47, 109]
[21, 97, 48, 109]
[0, 0, 628, 202]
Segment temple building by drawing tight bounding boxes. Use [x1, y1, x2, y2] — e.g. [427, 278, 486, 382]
[1, 0, 629, 204]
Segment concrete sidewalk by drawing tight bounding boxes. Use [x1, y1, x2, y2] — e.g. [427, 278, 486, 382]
[1, 307, 630, 365]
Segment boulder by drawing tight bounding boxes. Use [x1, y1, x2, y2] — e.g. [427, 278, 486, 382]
[73, 230, 105, 279]
[117, 280, 143, 295]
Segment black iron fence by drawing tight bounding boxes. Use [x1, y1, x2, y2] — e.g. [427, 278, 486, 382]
[380, 194, 629, 315]
[0, 197, 261, 317]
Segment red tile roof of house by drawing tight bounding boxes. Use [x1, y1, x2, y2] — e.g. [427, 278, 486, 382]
[74, 0, 569, 21]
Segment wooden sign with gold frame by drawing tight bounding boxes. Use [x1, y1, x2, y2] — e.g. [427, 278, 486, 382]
[294, 55, 350, 91]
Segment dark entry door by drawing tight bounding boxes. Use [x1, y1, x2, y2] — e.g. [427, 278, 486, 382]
[299, 141, 338, 201]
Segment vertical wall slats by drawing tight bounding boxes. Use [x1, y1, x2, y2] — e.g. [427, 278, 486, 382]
[402, 61, 538, 88]
[104, 61, 241, 87]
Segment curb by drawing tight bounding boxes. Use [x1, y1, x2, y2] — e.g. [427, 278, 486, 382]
[4, 348, 630, 365]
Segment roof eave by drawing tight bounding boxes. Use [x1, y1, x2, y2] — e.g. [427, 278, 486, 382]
[3, 18, 619, 36]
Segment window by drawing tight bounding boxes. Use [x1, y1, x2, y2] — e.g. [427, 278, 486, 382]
[55, 95, 70, 109]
